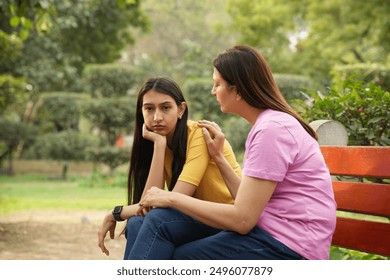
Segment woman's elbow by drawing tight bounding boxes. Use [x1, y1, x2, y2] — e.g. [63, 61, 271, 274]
[232, 218, 257, 235]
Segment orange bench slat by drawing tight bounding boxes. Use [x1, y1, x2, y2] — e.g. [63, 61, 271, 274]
[333, 181, 390, 217]
[320, 146, 390, 178]
[332, 217, 390, 256]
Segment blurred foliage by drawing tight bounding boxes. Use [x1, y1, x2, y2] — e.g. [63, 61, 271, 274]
[0, 74, 27, 115]
[28, 130, 97, 161]
[1, 0, 149, 93]
[331, 63, 390, 91]
[227, 0, 390, 82]
[0, 118, 38, 174]
[33, 92, 89, 132]
[125, 0, 234, 84]
[82, 96, 136, 146]
[26, 129, 97, 179]
[83, 64, 141, 98]
[330, 246, 389, 260]
[0, 0, 55, 40]
[296, 79, 390, 146]
[184, 78, 227, 124]
[222, 116, 251, 154]
[87, 146, 130, 175]
[0, 30, 22, 72]
[0, 118, 37, 151]
[274, 74, 316, 102]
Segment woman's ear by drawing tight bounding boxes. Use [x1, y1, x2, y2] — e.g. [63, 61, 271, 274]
[178, 102, 187, 119]
[231, 85, 242, 101]
[235, 92, 242, 101]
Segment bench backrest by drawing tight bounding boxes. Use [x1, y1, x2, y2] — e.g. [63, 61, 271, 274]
[320, 146, 390, 256]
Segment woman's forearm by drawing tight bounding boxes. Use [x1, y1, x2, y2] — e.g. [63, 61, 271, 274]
[120, 204, 140, 220]
[213, 153, 241, 198]
[141, 140, 166, 199]
[144, 177, 276, 234]
[167, 192, 250, 234]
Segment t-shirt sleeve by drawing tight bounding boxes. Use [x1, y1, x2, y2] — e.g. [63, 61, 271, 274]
[243, 121, 298, 182]
[178, 126, 210, 186]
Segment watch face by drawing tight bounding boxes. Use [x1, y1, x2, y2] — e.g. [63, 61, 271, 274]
[113, 206, 122, 214]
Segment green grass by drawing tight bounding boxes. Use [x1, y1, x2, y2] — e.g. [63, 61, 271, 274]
[0, 174, 127, 214]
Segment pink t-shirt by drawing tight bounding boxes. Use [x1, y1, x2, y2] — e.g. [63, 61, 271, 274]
[242, 109, 336, 260]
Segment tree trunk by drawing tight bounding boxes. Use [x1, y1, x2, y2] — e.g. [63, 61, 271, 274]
[62, 161, 69, 180]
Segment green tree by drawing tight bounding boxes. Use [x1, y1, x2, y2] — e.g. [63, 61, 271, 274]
[0, 75, 27, 116]
[33, 93, 86, 132]
[0, 0, 55, 40]
[297, 0, 390, 80]
[53, 0, 149, 69]
[0, 30, 22, 73]
[83, 64, 141, 98]
[227, 0, 390, 81]
[29, 130, 96, 179]
[0, 118, 37, 175]
[87, 146, 130, 175]
[83, 97, 136, 146]
[1, 0, 149, 92]
[126, 0, 234, 84]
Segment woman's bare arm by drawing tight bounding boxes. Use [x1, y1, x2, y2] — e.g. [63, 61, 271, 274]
[141, 176, 276, 234]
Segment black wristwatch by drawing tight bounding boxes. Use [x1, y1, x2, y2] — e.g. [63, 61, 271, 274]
[112, 205, 124, 221]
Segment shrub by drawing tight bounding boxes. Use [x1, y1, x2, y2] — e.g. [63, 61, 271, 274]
[87, 146, 130, 175]
[0, 118, 38, 174]
[83, 64, 141, 98]
[297, 79, 390, 146]
[27, 130, 97, 179]
[34, 92, 89, 132]
[82, 96, 136, 145]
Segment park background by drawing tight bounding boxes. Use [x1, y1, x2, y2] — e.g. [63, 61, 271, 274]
[0, 0, 389, 260]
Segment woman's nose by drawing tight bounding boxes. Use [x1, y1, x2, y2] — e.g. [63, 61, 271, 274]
[154, 110, 162, 121]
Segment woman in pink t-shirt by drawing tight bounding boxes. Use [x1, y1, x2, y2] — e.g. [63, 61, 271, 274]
[133, 45, 336, 260]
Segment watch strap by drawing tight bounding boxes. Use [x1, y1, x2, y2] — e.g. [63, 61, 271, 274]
[112, 205, 124, 221]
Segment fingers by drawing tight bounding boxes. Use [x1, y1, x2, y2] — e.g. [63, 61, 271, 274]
[136, 202, 151, 216]
[97, 231, 109, 256]
[198, 120, 221, 130]
[136, 205, 143, 216]
[201, 127, 213, 143]
[109, 228, 115, 239]
[97, 215, 117, 256]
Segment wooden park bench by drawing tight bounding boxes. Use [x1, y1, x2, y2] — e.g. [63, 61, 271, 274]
[320, 146, 390, 257]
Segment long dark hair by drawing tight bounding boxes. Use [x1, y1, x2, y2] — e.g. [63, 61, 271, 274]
[213, 45, 317, 140]
[127, 77, 189, 205]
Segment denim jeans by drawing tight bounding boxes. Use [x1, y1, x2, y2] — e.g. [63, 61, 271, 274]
[125, 208, 305, 260]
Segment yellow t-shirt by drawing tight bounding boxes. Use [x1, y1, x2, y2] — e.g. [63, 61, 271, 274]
[164, 120, 241, 204]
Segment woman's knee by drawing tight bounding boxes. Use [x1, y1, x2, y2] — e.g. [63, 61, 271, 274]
[125, 215, 143, 238]
[143, 208, 183, 224]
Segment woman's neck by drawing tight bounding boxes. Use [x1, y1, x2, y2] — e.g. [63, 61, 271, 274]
[238, 104, 264, 126]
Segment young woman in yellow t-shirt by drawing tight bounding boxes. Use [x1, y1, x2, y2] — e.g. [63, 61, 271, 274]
[97, 77, 241, 258]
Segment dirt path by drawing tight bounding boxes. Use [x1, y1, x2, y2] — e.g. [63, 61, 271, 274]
[0, 210, 126, 260]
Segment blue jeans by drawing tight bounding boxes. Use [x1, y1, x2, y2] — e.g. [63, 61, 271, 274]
[124, 208, 305, 260]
